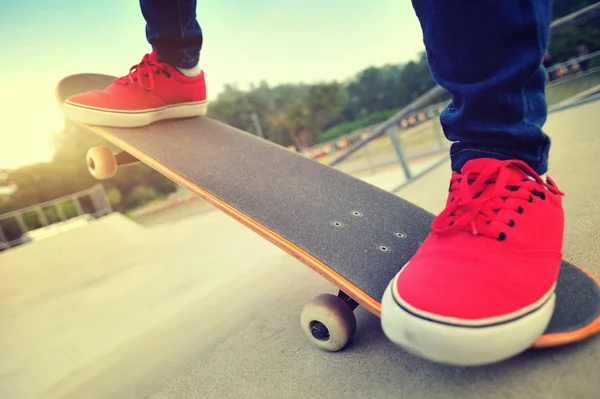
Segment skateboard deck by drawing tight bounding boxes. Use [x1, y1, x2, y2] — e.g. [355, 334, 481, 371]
[56, 73, 600, 353]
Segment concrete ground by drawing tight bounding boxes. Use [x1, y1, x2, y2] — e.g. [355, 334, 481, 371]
[1, 100, 599, 399]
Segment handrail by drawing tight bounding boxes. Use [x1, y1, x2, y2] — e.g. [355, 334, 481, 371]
[0, 184, 103, 221]
[550, 2, 600, 31]
[329, 85, 445, 166]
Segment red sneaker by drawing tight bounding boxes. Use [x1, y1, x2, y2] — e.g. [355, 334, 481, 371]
[63, 51, 207, 127]
[381, 158, 565, 366]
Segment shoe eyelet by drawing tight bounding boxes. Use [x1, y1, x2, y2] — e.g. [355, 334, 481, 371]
[498, 232, 507, 241]
[532, 189, 546, 200]
[509, 219, 515, 227]
[517, 206, 524, 214]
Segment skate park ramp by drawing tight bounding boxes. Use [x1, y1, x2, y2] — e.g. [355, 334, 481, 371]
[0, 213, 146, 308]
[0, 210, 287, 399]
[1, 100, 599, 399]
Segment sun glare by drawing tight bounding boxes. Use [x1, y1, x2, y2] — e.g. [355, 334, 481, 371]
[0, 132, 55, 170]
[0, 87, 63, 170]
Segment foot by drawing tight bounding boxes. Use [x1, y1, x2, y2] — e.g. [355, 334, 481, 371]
[381, 158, 565, 366]
[63, 51, 207, 127]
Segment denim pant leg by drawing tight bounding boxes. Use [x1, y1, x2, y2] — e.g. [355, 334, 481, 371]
[411, 0, 553, 175]
[140, 0, 203, 69]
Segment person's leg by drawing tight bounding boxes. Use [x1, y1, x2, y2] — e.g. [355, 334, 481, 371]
[140, 0, 203, 71]
[62, 0, 207, 127]
[381, 0, 565, 366]
[417, 0, 552, 175]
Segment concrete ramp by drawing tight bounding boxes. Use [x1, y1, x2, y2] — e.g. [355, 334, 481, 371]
[0, 209, 286, 399]
[0, 213, 145, 309]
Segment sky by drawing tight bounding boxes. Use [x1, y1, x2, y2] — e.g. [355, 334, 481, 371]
[0, 0, 425, 170]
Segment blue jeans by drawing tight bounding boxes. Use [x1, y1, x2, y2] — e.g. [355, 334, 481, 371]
[411, 0, 552, 174]
[141, 0, 553, 175]
[140, 0, 202, 69]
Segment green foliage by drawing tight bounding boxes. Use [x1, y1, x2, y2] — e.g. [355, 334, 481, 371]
[206, 51, 436, 149]
[320, 109, 401, 141]
[207, 81, 346, 149]
[105, 187, 123, 208]
[127, 185, 158, 206]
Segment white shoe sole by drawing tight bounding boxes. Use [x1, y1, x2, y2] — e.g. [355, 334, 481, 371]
[63, 100, 208, 128]
[380, 273, 556, 366]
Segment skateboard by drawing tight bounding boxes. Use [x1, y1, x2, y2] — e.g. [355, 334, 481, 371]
[56, 73, 600, 354]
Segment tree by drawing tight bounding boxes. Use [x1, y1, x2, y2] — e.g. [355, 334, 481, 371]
[307, 82, 346, 136]
[548, 0, 600, 61]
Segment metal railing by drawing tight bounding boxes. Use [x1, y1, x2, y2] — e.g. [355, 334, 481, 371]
[0, 184, 112, 250]
[550, 2, 600, 30]
[546, 49, 600, 80]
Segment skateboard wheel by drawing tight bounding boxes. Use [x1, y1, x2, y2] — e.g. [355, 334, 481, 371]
[87, 146, 117, 179]
[300, 293, 357, 352]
